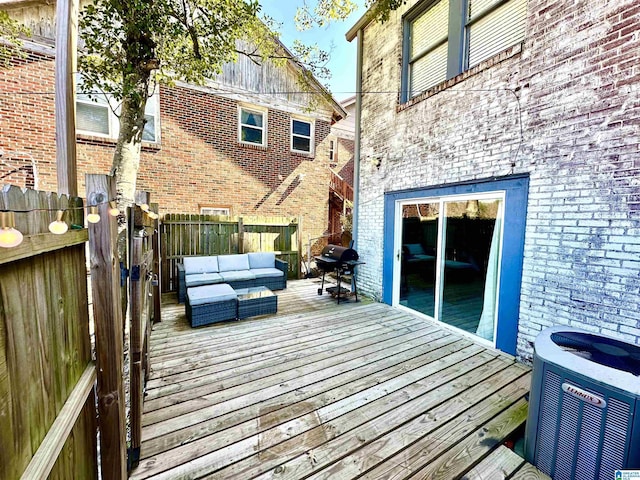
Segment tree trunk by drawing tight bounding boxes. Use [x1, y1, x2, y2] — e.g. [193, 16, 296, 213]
[110, 77, 150, 212]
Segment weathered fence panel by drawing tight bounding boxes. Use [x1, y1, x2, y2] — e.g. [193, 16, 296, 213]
[128, 200, 157, 468]
[161, 214, 300, 291]
[0, 184, 96, 480]
[86, 175, 127, 479]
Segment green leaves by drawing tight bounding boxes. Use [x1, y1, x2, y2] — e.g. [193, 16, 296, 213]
[293, 0, 406, 30]
[77, 0, 405, 101]
[0, 11, 29, 67]
[78, 0, 262, 98]
[294, 0, 358, 30]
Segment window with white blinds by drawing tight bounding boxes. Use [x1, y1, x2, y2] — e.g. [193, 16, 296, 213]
[410, 43, 449, 95]
[408, 0, 450, 95]
[467, 0, 527, 68]
[76, 93, 111, 136]
[411, 0, 450, 57]
[404, 0, 527, 101]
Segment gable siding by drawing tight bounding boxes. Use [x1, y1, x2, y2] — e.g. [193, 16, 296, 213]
[356, 0, 640, 360]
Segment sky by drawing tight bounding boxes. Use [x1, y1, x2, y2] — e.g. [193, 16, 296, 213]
[259, 1, 366, 102]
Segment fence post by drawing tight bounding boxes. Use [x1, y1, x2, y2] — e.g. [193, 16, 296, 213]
[297, 216, 303, 279]
[238, 216, 244, 253]
[129, 196, 155, 468]
[86, 174, 127, 480]
[151, 203, 161, 324]
[129, 218, 144, 468]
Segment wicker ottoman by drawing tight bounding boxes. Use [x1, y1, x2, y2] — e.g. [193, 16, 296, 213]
[186, 284, 237, 327]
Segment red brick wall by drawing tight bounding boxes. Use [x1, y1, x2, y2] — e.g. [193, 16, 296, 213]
[0, 50, 351, 243]
[0, 50, 56, 189]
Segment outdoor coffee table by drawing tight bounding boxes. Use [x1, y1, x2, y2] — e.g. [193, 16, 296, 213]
[235, 286, 277, 319]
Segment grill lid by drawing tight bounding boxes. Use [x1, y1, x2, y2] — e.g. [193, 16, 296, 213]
[319, 244, 359, 263]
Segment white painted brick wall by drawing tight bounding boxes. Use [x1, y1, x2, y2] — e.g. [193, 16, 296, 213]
[356, 0, 640, 361]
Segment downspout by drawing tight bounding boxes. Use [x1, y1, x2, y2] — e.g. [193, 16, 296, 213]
[352, 28, 364, 250]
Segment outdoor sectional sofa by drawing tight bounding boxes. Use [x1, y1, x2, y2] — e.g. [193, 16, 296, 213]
[177, 252, 288, 304]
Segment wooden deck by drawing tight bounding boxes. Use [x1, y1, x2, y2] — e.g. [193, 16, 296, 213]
[130, 279, 547, 480]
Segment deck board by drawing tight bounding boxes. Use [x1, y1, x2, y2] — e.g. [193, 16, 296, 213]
[131, 279, 542, 480]
[461, 445, 526, 480]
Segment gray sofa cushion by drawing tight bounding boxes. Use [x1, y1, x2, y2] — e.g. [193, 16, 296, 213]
[248, 252, 276, 269]
[183, 256, 219, 274]
[404, 244, 425, 255]
[250, 268, 285, 279]
[187, 283, 237, 306]
[219, 270, 256, 282]
[218, 254, 250, 272]
[185, 272, 224, 288]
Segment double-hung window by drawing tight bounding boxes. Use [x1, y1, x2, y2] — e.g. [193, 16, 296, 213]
[406, 0, 451, 99]
[238, 106, 267, 146]
[291, 118, 314, 154]
[403, 0, 527, 101]
[76, 77, 160, 143]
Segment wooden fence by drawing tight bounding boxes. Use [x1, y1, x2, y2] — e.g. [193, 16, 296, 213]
[128, 195, 160, 467]
[0, 178, 160, 479]
[161, 214, 300, 291]
[0, 185, 96, 479]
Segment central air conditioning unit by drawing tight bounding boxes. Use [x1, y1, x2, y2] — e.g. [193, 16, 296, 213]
[525, 326, 640, 480]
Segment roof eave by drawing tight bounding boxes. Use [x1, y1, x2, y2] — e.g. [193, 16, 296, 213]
[346, 9, 376, 42]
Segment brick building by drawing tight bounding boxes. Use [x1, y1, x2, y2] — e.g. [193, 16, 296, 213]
[1, 1, 353, 247]
[347, 0, 640, 360]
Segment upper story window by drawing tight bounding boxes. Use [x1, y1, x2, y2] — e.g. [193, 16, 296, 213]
[291, 118, 314, 154]
[403, 0, 527, 101]
[238, 106, 267, 146]
[76, 78, 160, 143]
[329, 140, 335, 161]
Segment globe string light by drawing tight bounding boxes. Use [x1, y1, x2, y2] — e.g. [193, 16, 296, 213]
[0, 211, 24, 248]
[0, 200, 159, 248]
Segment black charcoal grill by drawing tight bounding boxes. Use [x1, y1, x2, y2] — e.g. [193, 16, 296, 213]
[315, 244, 363, 303]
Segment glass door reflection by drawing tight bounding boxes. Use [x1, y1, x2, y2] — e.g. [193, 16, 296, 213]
[397, 196, 503, 343]
[399, 203, 439, 318]
[439, 199, 502, 342]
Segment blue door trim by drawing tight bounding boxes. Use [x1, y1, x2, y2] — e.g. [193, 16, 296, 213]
[382, 174, 529, 355]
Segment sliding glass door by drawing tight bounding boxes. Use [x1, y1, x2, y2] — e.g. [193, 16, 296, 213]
[395, 193, 504, 344]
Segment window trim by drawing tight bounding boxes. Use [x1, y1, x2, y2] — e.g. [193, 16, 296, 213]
[382, 174, 530, 355]
[402, 0, 526, 102]
[238, 104, 268, 147]
[290, 116, 315, 155]
[75, 93, 115, 139]
[402, 0, 455, 101]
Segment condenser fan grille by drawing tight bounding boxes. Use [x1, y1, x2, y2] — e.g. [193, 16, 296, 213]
[551, 331, 640, 376]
